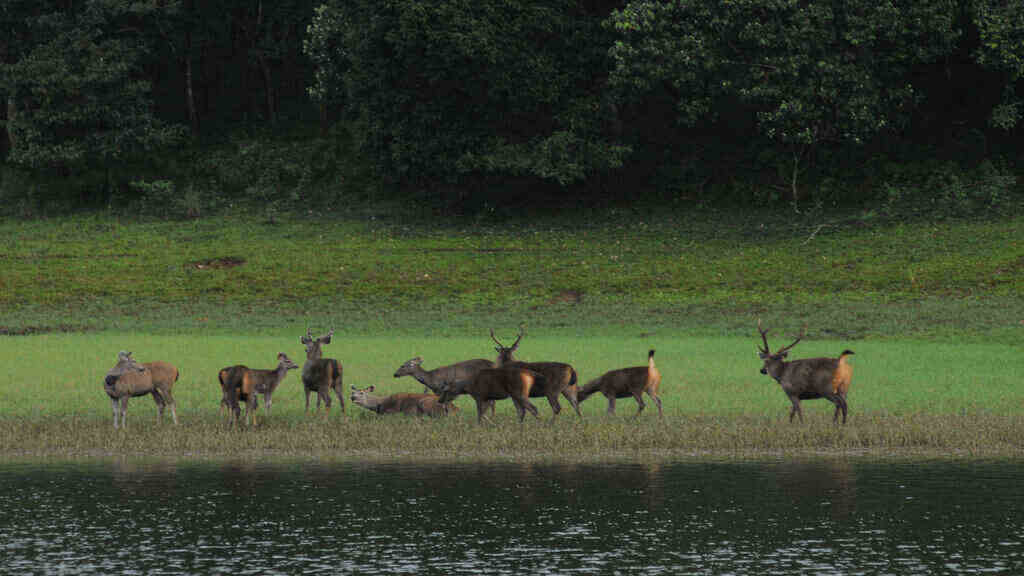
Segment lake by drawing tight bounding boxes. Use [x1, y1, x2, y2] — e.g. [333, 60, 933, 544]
[0, 458, 1020, 574]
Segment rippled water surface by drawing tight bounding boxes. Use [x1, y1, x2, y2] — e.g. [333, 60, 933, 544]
[1, 458, 1021, 574]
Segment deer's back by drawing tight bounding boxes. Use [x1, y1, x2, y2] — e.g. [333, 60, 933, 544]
[781, 357, 838, 393]
[506, 361, 574, 396]
[143, 362, 179, 390]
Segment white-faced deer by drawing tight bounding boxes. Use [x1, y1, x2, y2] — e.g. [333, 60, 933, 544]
[491, 325, 581, 420]
[350, 385, 457, 417]
[301, 329, 344, 415]
[436, 367, 542, 425]
[756, 320, 852, 424]
[103, 351, 179, 429]
[577, 350, 662, 418]
[219, 353, 299, 427]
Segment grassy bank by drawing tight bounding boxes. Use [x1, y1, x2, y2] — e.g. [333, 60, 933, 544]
[0, 209, 1021, 340]
[1, 333, 1022, 457]
[0, 209, 1021, 458]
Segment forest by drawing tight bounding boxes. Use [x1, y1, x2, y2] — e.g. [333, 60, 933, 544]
[1, 0, 1022, 218]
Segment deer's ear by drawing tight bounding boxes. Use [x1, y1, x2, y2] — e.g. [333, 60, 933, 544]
[368, 385, 375, 392]
[300, 335, 311, 345]
[758, 351, 769, 359]
[779, 351, 789, 358]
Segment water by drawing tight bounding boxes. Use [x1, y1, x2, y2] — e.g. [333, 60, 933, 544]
[1, 459, 1021, 574]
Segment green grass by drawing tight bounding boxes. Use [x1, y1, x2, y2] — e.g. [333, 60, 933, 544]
[0, 209, 1021, 458]
[1, 332, 1022, 457]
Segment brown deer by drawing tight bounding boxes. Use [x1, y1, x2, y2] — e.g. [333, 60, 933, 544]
[436, 367, 542, 424]
[219, 353, 299, 427]
[103, 351, 179, 429]
[394, 356, 496, 415]
[350, 385, 457, 417]
[577, 350, 662, 418]
[301, 329, 344, 415]
[756, 319, 852, 424]
[491, 325, 581, 420]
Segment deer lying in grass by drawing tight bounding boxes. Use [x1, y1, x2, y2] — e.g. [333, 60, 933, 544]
[219, 353, 299, 427]
[350, 385, 457, 417]
[301, 329, 344, 415]
[577, 350, 662, 418]
[757, 319, 852, 424]
[491, 325, 581, 420]
[104, 351, 179, 429]
[437, 367, 542, 424]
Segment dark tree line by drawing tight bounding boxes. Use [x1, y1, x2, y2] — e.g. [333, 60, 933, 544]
[1, 0, 1021, 213]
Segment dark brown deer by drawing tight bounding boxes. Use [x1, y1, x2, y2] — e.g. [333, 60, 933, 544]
[436, 367, 542, 424]
[491, 325, 581, 420]
[220, 353, 299, 427]
[301, 329, 344, 415]
[350, 385, 457, 417]
[104, 351, 179, 429]
[756, 319, 852, 424]
[394, 355, 496, 415]
[577, 350, 662, 418]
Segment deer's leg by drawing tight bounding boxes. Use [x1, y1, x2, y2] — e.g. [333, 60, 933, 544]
[606, 395, 616, 415]
[111, 398, 120, 429]
[120, 397, 130, 428]
[474, 397, 489, 425]
[304, 387, 312, 413]
[332, 385, 345, 413]
[830, 393, 848, 424]
[264, 393, 272, 417]
[545, 393, 561, 423]
[631, 391, 647, 418]
[563, 388, 582, 418]
[320, 387, 332, 416]
[524, 397, 539, 420]
[788, 397, 803, 423]
[646, 390, 663, 419]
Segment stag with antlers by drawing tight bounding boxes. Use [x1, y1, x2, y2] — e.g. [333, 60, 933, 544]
[756, 319, 853, 424]
[490, 324, 581, 420]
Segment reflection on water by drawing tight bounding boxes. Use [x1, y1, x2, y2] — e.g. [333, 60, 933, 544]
[0, 458, 1021, 574]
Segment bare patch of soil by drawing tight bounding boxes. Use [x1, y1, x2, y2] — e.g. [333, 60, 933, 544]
[189, 256, 246, 270]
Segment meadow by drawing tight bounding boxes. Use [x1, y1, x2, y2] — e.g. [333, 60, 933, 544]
[1, 208, 1022, 459]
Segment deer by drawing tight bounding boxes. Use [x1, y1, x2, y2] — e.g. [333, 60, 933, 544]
[103, 351, 179, 429]
[219, 353, 299, 427]
[436, 367, 543, 425]
[491, 325, 581, 420]
[394, 356, 496, 415]
[756, 319, 852, 424]
[350, 385, 457, 417]
[300, 328, 344, 415]
[577, 350, 662, 418]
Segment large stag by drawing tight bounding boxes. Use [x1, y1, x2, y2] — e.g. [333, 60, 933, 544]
[219, 353, 299, 427]
[103, 351, 179, 429]
[756, 320, 852, 424]
[301, 329, 344, 414]
[436, 367, 542, 424]
[350, 385, 457, 417]
[577, 350, 662, 418]
[491, 325, 581, 420]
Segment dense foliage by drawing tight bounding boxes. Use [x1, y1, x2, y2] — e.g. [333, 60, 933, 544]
[0, 0, 1021, 215]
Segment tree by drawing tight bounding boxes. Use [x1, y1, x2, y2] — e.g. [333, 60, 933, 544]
[1, 0, 183, 173]
[305, 0, 629, 192]
[607, 0, 964, 207]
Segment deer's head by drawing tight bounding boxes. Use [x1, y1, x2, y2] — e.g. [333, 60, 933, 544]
[394, 357, 423, 378]
[491, 324, 525, 365]
[277, 353, 299, 371]
[757, 319, 804, 378]
[350, 384, 375, 406]
[301, 329, 333, 360]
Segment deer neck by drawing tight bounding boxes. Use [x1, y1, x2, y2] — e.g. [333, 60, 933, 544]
[410, 364, 436, 389]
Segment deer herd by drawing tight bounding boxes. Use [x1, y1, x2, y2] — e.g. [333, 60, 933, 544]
[102, 322, 854, 429]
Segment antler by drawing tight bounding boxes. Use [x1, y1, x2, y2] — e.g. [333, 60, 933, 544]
[776, 325, 806, 355]
[510, 323, 525, 350]
[756, 318, 770, 354]
[490, 328, 503, 347]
